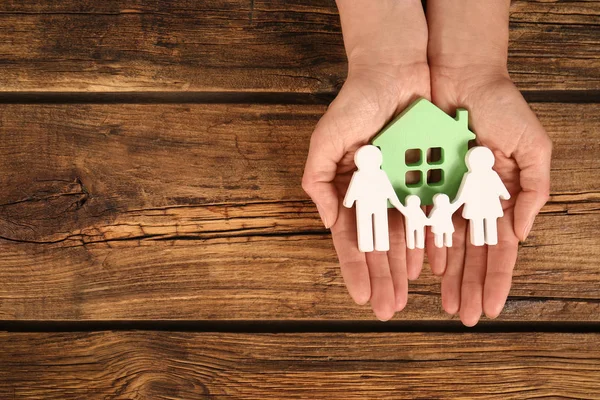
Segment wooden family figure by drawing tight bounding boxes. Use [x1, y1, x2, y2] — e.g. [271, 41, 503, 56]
[343, 99, 511, 253]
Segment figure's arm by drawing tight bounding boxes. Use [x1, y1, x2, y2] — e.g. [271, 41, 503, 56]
[449, 201, 462, 214]
[390, 196, 406, 213]
[450, 176, 469, 211]
[385, 177, 406, 212]
[496, 174, 511, 200]
[342, 175, 359, 208]
[422, 209, 432, 226]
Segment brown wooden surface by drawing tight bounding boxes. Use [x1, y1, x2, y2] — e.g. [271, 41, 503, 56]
[1, 1, 599, 397]
[0, 1, 598, 93]
[0, 103, 598, 321]
[0, 332, 599, 399]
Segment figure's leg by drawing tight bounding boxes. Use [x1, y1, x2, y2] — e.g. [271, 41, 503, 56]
[434, 233, 443, 248]
[444, 232, 453, 247]
[373, 209, 390, 251]
[469, 218, 485, 246]
[357, 211, 374, 252]
[416, 227, 425, 249]
[484, 218, 498, 245]
[406, 226, 416, 250]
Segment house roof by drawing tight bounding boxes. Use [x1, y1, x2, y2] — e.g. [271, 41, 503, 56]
[372, 98, 475, 148]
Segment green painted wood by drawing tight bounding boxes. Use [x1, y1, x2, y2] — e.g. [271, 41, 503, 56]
[372, 98, 475, 205]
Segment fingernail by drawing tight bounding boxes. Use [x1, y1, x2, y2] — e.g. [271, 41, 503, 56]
[395, 299, 407, 312]
[523, 218, 534, 241]
[485, 300, 504, 320]
[316, 204, 329, 229]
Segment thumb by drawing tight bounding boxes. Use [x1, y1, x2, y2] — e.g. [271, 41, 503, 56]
[512, 114, 552, 241]
[302, 112, 345, 229]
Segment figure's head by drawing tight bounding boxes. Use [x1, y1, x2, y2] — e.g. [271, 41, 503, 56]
[354, 145, 383, 170]
[405, 195, 421, 208]
[465, 146, 495, 171]
[433, 193, 450, 206]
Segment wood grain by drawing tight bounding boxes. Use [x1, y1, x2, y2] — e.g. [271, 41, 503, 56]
[508, 0, 600, 91]
[0, 103, 598, 321]
[0, 0, 597, 93]
[0, 331, 599, 399]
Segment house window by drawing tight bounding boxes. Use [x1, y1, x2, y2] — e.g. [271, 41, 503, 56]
[427, 169, 444, 186]
[427, 147, 443, 165]
[405, 170, 422, 188]
[405, 149, 422, 166]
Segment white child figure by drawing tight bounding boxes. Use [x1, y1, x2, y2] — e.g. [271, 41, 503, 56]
[453, 146, 511, 246]
[395, 195, 428, 250]
[428, 193, 461, 248]
[343, 145, 403, 252]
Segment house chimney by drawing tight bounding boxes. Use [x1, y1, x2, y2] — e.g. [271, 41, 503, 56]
[455, 108, 468, 128]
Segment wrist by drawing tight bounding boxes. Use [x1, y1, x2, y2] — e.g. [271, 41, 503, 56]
[430, 63, 510, 95]
[337, 0, 428, 79]
[427, 0, 510, 78]
[428, 52, 509, 83]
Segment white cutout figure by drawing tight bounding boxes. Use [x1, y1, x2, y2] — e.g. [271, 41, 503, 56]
[428, 193, 460, 248]
[343, 145, 403, 252]
[395, 195, 428, 250]
[453, 146, 511, 246]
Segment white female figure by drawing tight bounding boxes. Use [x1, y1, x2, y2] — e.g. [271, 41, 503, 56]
[428, 193, 460, 248]
[343, 145, 403, 252]
[454, 146, 511, 246]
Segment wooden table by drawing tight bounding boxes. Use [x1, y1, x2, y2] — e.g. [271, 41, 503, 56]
[0, 1, 599, 398]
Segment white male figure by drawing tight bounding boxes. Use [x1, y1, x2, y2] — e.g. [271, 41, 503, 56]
[453, 146, 511, 246]
[343, 145, 403, 252]
[395, 195, 428, 249]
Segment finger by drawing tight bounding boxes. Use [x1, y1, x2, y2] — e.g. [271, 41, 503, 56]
[407, 248, 425, 281]
[302, 113, 346, 229]
[388, 209, 409, 312]
[483, 209, 519, 319]
[459, 238, 488, 327]
[512, 118, 552, 241]
[331, 205, 370, 305]
[441, 212, 467, 315]
[366, 250, 396, 321]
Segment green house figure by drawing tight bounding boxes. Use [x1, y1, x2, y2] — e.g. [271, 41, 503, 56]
[371, 98, 475, 206]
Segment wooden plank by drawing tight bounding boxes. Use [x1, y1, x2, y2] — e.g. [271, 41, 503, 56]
[0, 103, 598, 321]
[0, 332, 599, 399]
[0, 0, 598, 93]
[508, 0, 600, 91]
[0, 0, 346, 94]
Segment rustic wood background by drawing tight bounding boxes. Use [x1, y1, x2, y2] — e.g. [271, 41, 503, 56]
[0, 0, 598, 398]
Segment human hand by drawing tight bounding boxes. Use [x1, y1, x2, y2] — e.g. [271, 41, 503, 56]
[426, 0, 552, 326]
[302, 0, 430, 321]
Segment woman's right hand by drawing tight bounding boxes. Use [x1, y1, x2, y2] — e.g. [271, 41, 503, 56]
[426, 0, 552, 326]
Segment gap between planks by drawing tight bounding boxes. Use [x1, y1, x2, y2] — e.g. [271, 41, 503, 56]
[1, 320, 600, 334]
[0, 90, 599, 105]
